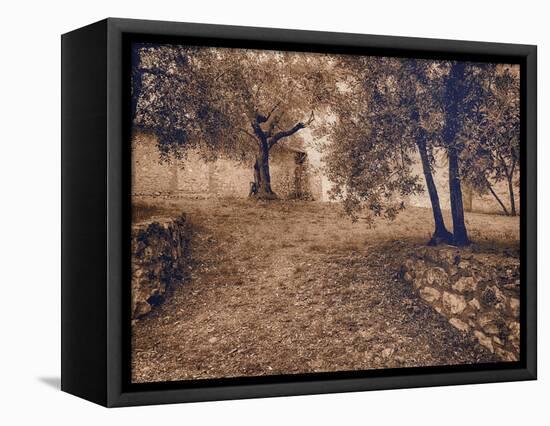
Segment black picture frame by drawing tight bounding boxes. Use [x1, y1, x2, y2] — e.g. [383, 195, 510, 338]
[61, 17, 537, 407]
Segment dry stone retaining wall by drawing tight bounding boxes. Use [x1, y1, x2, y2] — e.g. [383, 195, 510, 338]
[401, 247, 520, 361]
[131, 215, 191, 319]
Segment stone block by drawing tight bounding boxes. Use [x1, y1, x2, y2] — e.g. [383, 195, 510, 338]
[423, 267, 448, 287]
[442, 291, 467, 315]
[452, 276, 478, 293]
[420, 286, 441, 303]
[474, 330, 494, 353]
[449, 317, 469, 333]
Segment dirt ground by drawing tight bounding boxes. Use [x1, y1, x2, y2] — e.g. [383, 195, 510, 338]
[131, 198, 519, 383]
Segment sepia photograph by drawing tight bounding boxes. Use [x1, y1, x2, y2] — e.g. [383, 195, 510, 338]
[129, 42, 521, 384]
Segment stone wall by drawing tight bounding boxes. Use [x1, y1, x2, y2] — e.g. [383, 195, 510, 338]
[132, 132, 518, 212]
[132, 132, 323, 200]
[401, 247, 520, 361]
[131, 215, 191, 319]
[132, 134, 179, 196]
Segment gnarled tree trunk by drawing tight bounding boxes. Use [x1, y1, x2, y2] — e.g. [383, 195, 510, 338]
[253, 140, 276, 199]
[248, 110, 311, 200]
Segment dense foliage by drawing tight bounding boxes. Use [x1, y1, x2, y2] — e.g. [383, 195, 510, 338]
[131, 43, 521, 245]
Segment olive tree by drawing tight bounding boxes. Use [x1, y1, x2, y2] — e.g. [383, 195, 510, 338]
[324, 56, 452, 244]
[131, 43, 336, 199]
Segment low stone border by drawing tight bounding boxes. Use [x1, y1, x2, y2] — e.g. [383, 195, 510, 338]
[401, 246, 520, 361]
[131, 215, 191, 319]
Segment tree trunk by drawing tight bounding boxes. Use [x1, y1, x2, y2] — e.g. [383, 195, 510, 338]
[416, 138, 453, 245]
[442, 62, 470, 246]
[249, 159, 261, 196]
[253, 140, 277, 200]
[507, 177, 517, 216]
[485, 178, 509, 216]
[448, 147, 470, 246]
[248, 114, 308, 200]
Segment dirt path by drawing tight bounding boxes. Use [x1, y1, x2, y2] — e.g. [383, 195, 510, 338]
[132, 199, 497, 383]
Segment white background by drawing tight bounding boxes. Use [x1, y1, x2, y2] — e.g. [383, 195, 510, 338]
[0, 0, 546, 424]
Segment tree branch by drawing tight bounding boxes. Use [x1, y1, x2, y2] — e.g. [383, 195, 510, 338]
[253, 82, 264, 100]
[305, 110, 315, 126]
[267, 111, 315, 149]
[265, 102, 281, 122]
[238, 128, 258, 142]
[268, 122, 305, 149]
[266, 110, 285, 138]
[214, 70, 227, 81]
[485, 177, 509, 215]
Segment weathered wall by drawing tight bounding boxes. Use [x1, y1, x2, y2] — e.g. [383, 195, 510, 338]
[132, 134, 178, 196]
[131, 215, 191, 319]
[132, 133, 518, 212]
[401, 246, 520, 361]
[132, 133, 323, 200]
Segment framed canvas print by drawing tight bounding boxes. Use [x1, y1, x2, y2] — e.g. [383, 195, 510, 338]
[61, 18, 537, 407]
